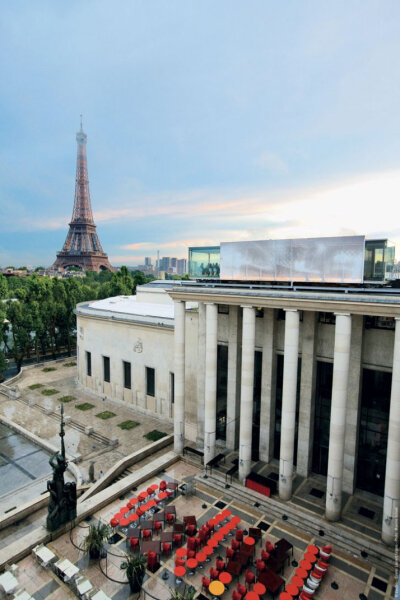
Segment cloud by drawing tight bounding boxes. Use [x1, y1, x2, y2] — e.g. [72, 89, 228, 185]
[256, 152, 289, 174]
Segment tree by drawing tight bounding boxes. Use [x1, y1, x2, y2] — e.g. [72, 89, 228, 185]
[0, 274, 7, 299]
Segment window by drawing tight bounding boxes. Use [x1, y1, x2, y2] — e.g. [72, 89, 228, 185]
[170, 372, 175, 404]
[86, 351, 91, 377]
[318, 312, 336, 324]
[146, 367, 155, 397]
[103, 356, 110, 383]
[365, 316, 395, 330]
[256, 308, 264, 318]
[218, 305, 229, 314]
[123, 361, 131, 390]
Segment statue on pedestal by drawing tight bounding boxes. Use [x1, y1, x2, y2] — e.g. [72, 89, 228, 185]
[46, 404, 77, 531]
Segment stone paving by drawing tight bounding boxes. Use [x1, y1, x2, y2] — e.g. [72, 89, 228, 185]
[7, 461, 397, 600]
[0, 360, 173, 506]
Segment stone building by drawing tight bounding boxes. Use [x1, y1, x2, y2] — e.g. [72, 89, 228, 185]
[76, 238, 400, 547]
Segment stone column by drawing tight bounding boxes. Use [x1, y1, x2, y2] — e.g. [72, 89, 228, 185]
[239, 306, 256, 481]
[279, 309, 300, 500]
[196, 302, 206, 446]
[325, 312, 352, 522]
[343, 314, 363, 494]
[382, 317, 400, 545]
[173, 300, 185, 454]
[226, 305, 239, 450]
[204, 303, 218, 465]
[296, 311, 317, 478]
[259, 308, 276, 462]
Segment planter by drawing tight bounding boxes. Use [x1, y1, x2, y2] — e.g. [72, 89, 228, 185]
[89, 547, 101, 559]
[128, 569, 144, 593]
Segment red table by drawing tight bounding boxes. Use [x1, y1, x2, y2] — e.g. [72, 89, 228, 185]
[148, 499, 156, 508]
[214, 532, 224, 541]
[222, 509, 232, 518]
[150, 483, 159, 490]
[196, 552, 206, 563]
[295, 567, 308, 579]
[279, 594, 292, 600]
[253, 582, 266, 595]
[186, 558, 198, 574]
[285, 583, 300, 597]
[158, 491, 168, 500]
[120, 506, 129, 514]
[208, 538, 219, 547]
[290, 576, 304, 588]
[244, 536, 255, 546]
[307, 544, 319, 555]
[129, 514, 138, 523]
[215, 514, 224, 524]
[231, 516, 241, 525]
[174, 566, 186, 582]
[203, 546, 213, 561]
[127, 497, 138, 508]
[176, 547, 187, 558]
[219, 572, 232, 585]
[120, 517, 129, 527]
[244, 592, 259, 600]
[304, 552, 317, 564]
[299, 559, 312, 571]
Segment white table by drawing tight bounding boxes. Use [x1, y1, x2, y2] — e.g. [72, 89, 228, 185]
[91, 592, 111, 600]
[0, 571, 18, 594]
[76, 579, 92, 596]
[34, 546, 56, 566]
[55, 558, 79, 581]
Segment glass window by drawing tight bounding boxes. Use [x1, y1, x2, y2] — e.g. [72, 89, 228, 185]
[86, 351, 91, 377]
[103, 356, 110, 383]
[356, 369, 391, 496]
[312, 361, 333, 476]
[365, 316, 395, 330]
[252, 350, 262, 461]
[256, 308, 264, 318]
[170, 372, 174, 404]
[123, 361, 131, 389]
[146, 367, 155, 397]
[218, 305, 229, 314]
[216, 345, 228, 440]
[318, 312, 336, 324]
[188, 246, 220, 279]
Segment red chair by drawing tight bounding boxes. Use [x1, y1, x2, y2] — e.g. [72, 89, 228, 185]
[245, 569, 255, 589]
[256, 559, 265, 576]
[187, 537, 197, 551]
[231, 539, 240, 551]
[265, 540, 274, 553]
[166, 512, 175, 525]
[173, 533, 183, 547]
[235, 529, 244, 542]
[147, 486, 154, 496]
[237, 582, 247, 597]
[147, 551, 158, 573]
[142, 529, 152, 541]
[187, 524, 196, 537]
[261, 550, 270, 562]
[159, 480, 167, 491]
[210, 567, 219, 580]
[232, 592, 242, 600]
[129, 537, 139, 552]
[202, 576, 211, 593]
[187, 550, 196, 559]
[162, 542, 172, 557]
[226, 547, 235, 560]
[110, 517, 119, 528]
[175, 558, 185, 567]
[216, 559, 225, 572]
[207, 520, 215, 532]
[153, 520, 162, 535]
[199, 530, 208, 546]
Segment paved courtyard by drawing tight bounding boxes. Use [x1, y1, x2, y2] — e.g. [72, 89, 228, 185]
[7, 461, 397, 600]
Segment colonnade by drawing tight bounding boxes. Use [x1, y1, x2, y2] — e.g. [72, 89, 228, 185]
[173, 299, 400, 546]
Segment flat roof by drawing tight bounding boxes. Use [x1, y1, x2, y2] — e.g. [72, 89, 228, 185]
[76, 295, 175, 327]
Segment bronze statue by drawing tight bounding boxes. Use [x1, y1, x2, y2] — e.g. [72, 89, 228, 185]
[46, 404, 77, 531]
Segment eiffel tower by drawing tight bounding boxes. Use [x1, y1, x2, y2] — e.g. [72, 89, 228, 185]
[53, 119, 113, 272]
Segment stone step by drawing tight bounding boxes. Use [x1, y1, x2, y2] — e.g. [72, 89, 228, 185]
[196, 471, 394, 572]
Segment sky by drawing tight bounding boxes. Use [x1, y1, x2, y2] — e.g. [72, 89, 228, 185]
[1, 1, 400, 267]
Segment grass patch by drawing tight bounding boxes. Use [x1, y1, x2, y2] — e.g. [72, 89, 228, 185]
[95, 411, 116, 420]
[76, 402, 95, 411]
[144, 430, 167, 442]
[28, 383, 43, 390]
[41, 388, 59, 396]
[117, 420, 140, 430]
[63, 361, 77, 367]
[42, 366, 56, 372]
[59, 395, 75, 403]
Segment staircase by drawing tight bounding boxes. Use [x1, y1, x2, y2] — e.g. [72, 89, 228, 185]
[195, 469, 395, 572]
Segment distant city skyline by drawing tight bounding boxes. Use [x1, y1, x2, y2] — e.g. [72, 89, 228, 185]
[1, 2, 400, 266]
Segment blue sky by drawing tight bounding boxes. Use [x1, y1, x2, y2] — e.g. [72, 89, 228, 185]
[1, 1, 400, 267]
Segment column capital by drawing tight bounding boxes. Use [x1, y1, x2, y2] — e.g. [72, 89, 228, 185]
[284, 308, 298, 313]
[240, 304, 255, 310]
[333, 312, 351, 317]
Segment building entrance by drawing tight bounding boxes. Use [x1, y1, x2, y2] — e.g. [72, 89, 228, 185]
[252, 351, 262, 461]
[356, 368, 391, 496]
[312, 361, 333, 476]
